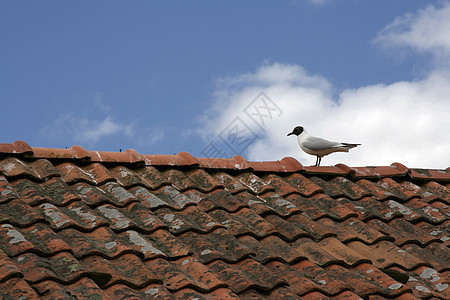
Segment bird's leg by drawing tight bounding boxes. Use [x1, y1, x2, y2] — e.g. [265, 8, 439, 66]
[315, 156, 319, 166]
[318, 157, 322, 166]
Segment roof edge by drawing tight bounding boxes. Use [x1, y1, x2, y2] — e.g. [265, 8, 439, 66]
[0, 141, 448, 180]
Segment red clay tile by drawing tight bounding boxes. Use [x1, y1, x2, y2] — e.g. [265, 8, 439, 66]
[368, 219, 423, 246]
[149, 185, 197, 209]
[155, 205, 222, 234]
[355, 179, 397, 201]
[72, 182, 109, 206]
[238, 234, 306, 264]
[267, 260, 348, 296]
[355, 263, 411, 296]
[41, 177, 81, 206]
[143, 152, 198, 167]
[346, 240, 427, 270]
[404, 197, 447, 223]
[237, 172, 275, 195]
[15, 251, 87, 284]
[392, 266, 450, 299]
[429, 201, 450, 222]
[250, 156, 304, 173]
[40, 201, 108, 231]
[283, 173, 323, 197]
[33, 145, 90, 160]
[146, 257, 226, 292]
[402, 243, 449, 272]
[399, 180, 435, 201]
[0, 140, 33, 155]
[81, 253, 159, 288]
[329, 176, 371, 200]
[319, 237, 371, 267]
[0, 157, 41, 180]
[107, 165, 151, 189]
[208, 258, 286, 294]
[324, 264, 404, 297]
[185, 189, 248, 213]
[179, 228, 252, 263]
[304, 194, 359, 221]
[184, 168, 223, 192]
[409, 168, 450, 181]
[10, 178, 61, 206]
[389, 218, 442, 246]
[0, 175, 18, 203]
[106, 283, 173, 300]
[161, 168, 198, 192]
[309, 176, 349, 199]
[138, 229, 191, 259]
[233, 190, 277, 216]
[415, 220, 450, 246]
[262, 174, 299, 196]
[0, 248, 22, 282]
[288, 237, 345, 267]
[348, 165, 407, 179]
[299, 291, 328, 299]
[119, 230, 167, 260]
[213, 171, 248, 194]
[304, 165, 350, 175]
[421, 181, 449, 203]
[99, 181, 139, 207]
[209, 208, 276, 238]
[264, 213, 333, 241]
[284, 194, 329, 220]
[34, 277, 112, 299]
[196, 155, 249, 170]
[340, 196, 403, 221]
[0, 223, 71, 257]
[240, 286, 301, 299]
[0, 277, 39, 299]
[58, 226, 135, 259]
[173, 287, 239, 299]
[56, 162, 97, 185]
[95, 202, 166, 233]
[317, 217, 387, 244]
[0, 198, 44, 226]
[132, 165, 170, 190]
[258, 192, 301, 216]
[12, 176, 57, 206]
[377, 178, 411, 202]
[88, 149, 145, 164]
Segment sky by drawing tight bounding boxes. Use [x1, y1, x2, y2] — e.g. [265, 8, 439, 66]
[1, 0, 449, 168]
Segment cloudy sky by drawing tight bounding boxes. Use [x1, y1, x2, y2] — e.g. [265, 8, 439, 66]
[1, 1, 449, 168]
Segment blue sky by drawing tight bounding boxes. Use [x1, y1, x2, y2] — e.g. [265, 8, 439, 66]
[1, 1, 449, 168]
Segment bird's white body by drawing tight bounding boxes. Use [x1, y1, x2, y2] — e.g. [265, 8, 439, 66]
[297, 130, 353, 158]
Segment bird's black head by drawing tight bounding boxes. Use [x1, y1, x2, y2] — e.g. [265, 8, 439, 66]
[287, 126, 304, 136]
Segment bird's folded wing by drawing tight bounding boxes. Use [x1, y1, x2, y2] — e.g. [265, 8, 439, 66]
[302, 137, 342, 150]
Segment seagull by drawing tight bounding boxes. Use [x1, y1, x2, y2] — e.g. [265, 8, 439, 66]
[287, 126, 360, 166]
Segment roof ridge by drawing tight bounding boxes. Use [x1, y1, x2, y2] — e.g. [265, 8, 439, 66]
[0, 141, 449, 181]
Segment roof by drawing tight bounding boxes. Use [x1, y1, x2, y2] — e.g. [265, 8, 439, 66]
[0, 141, 449, 299]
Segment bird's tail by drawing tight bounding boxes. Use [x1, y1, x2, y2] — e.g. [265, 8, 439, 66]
[342, 143, 361, 149]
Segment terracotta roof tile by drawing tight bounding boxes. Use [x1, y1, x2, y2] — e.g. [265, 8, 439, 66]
[0, 142, 448, 298]
[0, 198, 44, 226]
[208, 258, 286, 294]
[209, 207, 277, 237]
[34, 277, 112, 299]
[0, 277, 40, 299]
[179, 228, 252, 263]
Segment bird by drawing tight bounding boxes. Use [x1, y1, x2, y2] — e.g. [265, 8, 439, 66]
[287, 126, 360, 166]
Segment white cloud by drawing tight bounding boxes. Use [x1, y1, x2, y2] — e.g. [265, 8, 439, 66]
[199, 64, 450, 168]
[198, 4, 450, 169]
[44, 113, 134, 145]
[374, 1, 450, 62]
